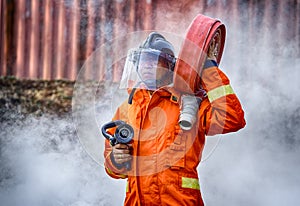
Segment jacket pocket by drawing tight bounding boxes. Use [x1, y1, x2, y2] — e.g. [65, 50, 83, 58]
[168, 131, 186, 169]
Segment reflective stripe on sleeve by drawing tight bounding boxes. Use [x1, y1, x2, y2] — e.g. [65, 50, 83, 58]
[106, 166, 127, 179]
[182, 177, 200, 190]
[207, 84, 234, 102]
[126, 181, 129, 193]
[106, 167, 114, 175]
[119, 174, 127, 179]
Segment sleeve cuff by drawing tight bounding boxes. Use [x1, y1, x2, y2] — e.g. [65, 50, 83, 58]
[203, 59, 218, 69]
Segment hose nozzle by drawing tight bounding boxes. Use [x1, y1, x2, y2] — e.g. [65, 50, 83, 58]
[179, 95, 202, 130]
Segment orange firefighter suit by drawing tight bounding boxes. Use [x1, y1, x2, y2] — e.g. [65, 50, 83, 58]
[104, 63, 246, 206]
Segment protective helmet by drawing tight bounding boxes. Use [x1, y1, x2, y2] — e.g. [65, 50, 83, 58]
[139, 32, 176, 71]
[121, 32, 176, 91]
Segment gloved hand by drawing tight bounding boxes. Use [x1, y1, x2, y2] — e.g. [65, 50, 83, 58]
[207, 33, 219, 62]
[111, 143, 132, 165]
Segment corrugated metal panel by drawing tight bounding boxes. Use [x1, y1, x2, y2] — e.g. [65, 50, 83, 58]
[0, 0, 299, 81]
[0, 0, 6, 76]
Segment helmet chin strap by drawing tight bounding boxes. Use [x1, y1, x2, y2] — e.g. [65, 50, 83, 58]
[127, 80, 154, 104]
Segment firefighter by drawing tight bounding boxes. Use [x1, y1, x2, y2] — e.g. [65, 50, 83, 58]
[103, 32, 246, 205]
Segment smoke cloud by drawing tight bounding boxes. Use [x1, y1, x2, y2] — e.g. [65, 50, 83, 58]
[0, 114, 128, 206]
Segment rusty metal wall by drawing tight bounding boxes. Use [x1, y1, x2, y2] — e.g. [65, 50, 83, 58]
[0, 0, 299, 81]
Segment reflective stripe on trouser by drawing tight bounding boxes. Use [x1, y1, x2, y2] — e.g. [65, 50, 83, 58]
[182, 177, 200, 190]
[125, 177, 200, 193]
[207, 84, 234, 102]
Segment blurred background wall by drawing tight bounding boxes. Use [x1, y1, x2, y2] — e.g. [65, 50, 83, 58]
[0, 0, 299, 81]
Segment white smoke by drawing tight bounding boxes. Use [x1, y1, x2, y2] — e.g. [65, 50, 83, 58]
[0, 114, 126, 206]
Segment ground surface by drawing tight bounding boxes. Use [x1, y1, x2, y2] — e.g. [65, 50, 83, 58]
[0, 76, 75, 121]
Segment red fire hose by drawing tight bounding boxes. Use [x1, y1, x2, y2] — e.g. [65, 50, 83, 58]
[173, 14, 226, 94]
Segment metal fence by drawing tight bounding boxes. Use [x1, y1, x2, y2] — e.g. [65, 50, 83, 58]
[0, 0, 299, 81]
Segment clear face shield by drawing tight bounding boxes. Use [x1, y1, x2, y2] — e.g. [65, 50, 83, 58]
[120, 48, 176, 90]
